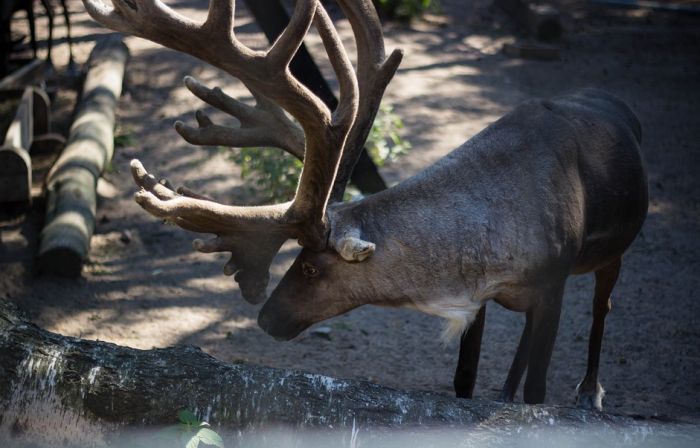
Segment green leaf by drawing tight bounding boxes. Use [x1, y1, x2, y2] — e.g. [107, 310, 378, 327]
[196, 427, 225, 447]
[178, 409, 199, 426]
[114, 133, 136, 149]
[185, 434, 200, 448]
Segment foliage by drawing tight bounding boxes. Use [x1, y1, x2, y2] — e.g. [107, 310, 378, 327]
[113, 132, 136, 149]
[366, 105, 411, 167]
[373, 0, 439, 21]
[230, 146, 303, 202]
[229, 105, 411, 202]
[154, 409, 225, 448]
[107, 132, 136, 173]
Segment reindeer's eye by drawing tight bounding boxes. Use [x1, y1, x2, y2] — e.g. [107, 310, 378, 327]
[302, 262, 319, 278]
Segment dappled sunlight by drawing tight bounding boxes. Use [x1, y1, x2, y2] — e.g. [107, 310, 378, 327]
[463, 34, 516, 56]
[184, 275, 238, 294]
[43, 297, 237, 349]
[1, 0, 698, 427]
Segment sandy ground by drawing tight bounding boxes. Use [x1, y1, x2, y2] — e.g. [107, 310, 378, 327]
[1, 0, 699, 423]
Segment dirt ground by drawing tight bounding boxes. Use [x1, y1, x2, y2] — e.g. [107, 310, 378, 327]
[1, 0, 699, 424]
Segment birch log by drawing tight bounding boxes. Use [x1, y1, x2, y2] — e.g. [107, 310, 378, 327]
[0, 299, 689, 448]
[38, 37, 128, 276]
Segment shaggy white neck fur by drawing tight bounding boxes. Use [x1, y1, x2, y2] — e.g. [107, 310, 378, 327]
[408, 295, 485, 343]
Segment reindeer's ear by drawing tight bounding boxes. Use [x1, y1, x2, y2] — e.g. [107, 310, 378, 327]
[334, 236, 376, 262]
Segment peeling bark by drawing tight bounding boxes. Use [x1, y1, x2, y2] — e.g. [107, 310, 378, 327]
[0, 299, 690, 447]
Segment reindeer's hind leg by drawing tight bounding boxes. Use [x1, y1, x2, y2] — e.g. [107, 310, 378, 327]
[454, 305, 485, 398]
[39, 0, 54, 65]
[25, 3, 38, 58]
[576, 257, 621, 410]
[60, 0, 76, 72]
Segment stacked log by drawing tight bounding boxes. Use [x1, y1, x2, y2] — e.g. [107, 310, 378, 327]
[0, 88, 33, 204]
[37, 37, 128, 276]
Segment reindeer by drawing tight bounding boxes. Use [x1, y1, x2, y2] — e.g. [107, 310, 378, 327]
[81, 0, 648, 410]
[1, 0, 75, 75]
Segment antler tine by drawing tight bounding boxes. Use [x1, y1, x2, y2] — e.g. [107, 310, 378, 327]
[266, 0, 318, 69]
[84, 1, 205, 53]
[313, 6, 359, 130]
[287, 4, 359, 232]
[330, 0, 403, 202]
[337, 0, 403, 90]
[202, 0, 235, 36]
[175, 76, 305, 158]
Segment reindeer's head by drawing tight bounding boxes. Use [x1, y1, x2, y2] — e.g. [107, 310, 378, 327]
[258, 249, 360, 340]
[259, 214, 379, 340]
[83, 0, 402, 333]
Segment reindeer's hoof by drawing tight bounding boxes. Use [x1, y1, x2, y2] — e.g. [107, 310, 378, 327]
[575, 381, 605, 411]
[498, 388, 515, 403]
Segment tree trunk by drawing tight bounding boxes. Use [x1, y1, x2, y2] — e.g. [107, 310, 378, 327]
[0, 299, 686, 447]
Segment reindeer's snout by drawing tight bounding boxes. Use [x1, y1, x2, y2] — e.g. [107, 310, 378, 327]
[258, 304, 309, 341]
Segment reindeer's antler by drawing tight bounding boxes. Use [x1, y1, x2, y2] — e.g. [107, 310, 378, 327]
[330, 0, 403, 202]
[82, 0, 401, 302]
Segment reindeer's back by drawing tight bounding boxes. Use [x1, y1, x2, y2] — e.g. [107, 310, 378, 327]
[342, 89, 648, 278]
[441, 88, 648, 275]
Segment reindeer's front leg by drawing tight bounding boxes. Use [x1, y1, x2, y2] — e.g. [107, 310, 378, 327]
[454, 306, 486, 398]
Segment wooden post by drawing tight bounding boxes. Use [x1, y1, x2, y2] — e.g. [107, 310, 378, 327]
[0, 87, 33, 204]
[0, 59, 48, 89]
[37, 37, 128, 276]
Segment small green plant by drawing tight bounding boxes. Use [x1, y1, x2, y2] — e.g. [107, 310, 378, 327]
[113, 132, 136, 149]
[374, 0, 439, 21]
[155, 409, 224, 448]
[230, 146, 303, 202]
[229, 104, 410, 202]
[366, 105, 411, 167]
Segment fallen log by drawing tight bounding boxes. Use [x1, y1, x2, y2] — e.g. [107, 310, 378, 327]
[37, 36, 128, 276]
[0, 299, 693, 447]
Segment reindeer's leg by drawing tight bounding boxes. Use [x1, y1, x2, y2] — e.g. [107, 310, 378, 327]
[39, 0, 53, 65]
[576, 257, 621, 411]
[500, 308, 533, 402]
[522, 282, 565, 404]
[454, 305, 485, 398]
[60, 0, 75, 71]
[26, 4, 38, 58]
